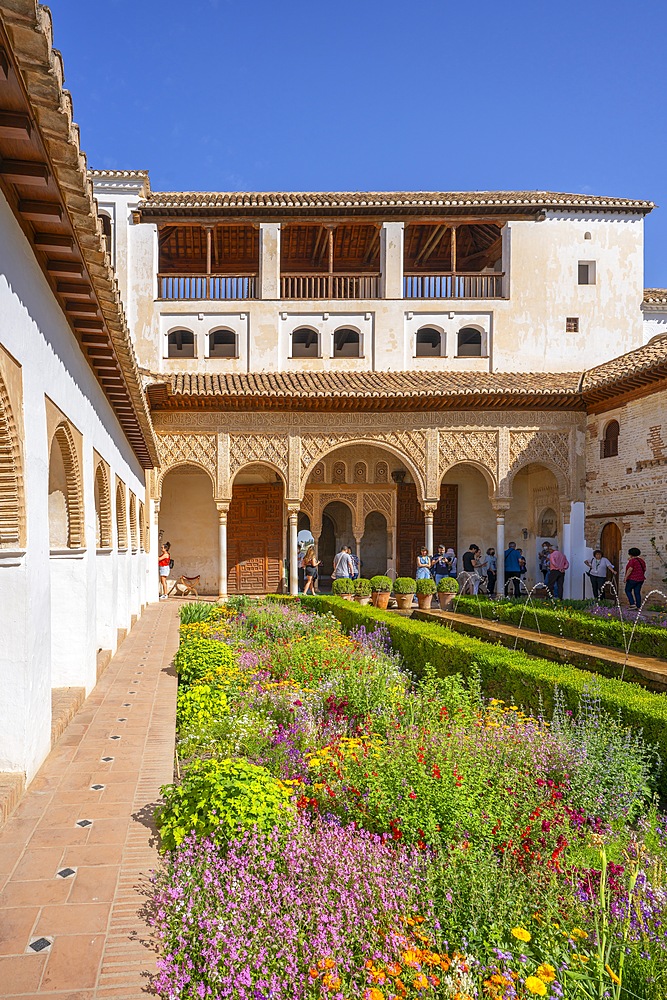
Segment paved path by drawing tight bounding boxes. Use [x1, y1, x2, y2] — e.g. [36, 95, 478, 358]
[412, 607, 667, 691]
[0, 601, 179, 999]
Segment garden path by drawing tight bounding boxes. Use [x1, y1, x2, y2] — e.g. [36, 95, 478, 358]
[412, 607, 667, 691]
[0, 600, 179, 999]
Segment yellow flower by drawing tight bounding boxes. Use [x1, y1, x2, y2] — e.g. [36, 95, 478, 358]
[525, 976, 548, 996]
[511, 926, 532, 943]
[571, 927, 588, 940]
[412, 973, 429, 990]
[605, 965, 621, 986]
[536, 963, 556, 984]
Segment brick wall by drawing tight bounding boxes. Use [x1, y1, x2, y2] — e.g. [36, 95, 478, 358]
[585, 388, 667, 597]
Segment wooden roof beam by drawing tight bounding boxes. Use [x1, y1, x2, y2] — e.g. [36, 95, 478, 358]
[414, 224, 447, 266]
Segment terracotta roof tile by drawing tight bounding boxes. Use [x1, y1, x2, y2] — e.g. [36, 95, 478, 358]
[137, 190, 654, 215]
[643, 288, 667, 306]
[582, 339, 667, 390]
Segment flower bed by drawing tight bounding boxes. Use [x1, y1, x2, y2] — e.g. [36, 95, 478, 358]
[450, 595, 667, 659]
[152, 598, 667, 999]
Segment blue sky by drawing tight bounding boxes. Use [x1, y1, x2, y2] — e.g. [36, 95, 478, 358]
[54, 0, 666, 285]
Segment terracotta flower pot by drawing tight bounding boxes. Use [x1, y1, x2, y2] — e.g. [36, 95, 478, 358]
[372, 591, 391, 610]
[438, 592, 455, 612]
[394, 593, 415, 610]
[417, 593, 434, 611]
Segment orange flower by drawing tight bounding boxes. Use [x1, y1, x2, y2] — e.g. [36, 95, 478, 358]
[413, 972, 429, 989]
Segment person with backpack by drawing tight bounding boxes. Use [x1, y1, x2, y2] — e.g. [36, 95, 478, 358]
[158, 541, 172, 600]
[624, 546, 646, 610]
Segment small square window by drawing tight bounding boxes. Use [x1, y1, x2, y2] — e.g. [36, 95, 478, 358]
[578, 261, 596, 285]
[566, 317, 579, 333]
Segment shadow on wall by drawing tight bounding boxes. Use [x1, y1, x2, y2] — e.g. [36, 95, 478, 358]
[158, 466, 218, 593]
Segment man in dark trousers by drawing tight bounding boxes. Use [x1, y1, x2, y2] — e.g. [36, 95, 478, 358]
[504, 541, 523, 597]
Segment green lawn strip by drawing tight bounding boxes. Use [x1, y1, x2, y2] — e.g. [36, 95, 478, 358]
[292, 595, 667, 795]
[450, 595, 667, 659]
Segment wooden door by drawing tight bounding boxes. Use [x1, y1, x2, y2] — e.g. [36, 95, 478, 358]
[600, 521, 622, 595]
[228, 483, 284, 593]
[397, 483, 458, 577]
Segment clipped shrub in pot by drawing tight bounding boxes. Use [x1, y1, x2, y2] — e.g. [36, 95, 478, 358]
[393, 576, 417, 610]
[437, 575, 459, 611]
[370, 574, 392, 610]
[415, 576, 436, 610]
[332, 578, 355, 599]
[353, 577, 373, 604]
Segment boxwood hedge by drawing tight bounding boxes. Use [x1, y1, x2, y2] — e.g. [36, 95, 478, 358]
[294, 595, 667, 795]
[451, 595, 667, 659]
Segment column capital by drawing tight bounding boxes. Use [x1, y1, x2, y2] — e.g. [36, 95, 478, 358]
[492, 500, 510, 516]
[215, 500, 230, 521]
[286, 502, 301, 518]
[421, 500, 438, 517]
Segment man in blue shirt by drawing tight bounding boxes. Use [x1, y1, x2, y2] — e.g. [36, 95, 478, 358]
[504, 541, 523, 597]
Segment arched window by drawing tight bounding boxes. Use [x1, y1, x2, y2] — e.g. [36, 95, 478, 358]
[167, 329, 195, 359]
[0, 370, 22, 548]
[601, 420, 619, 458]
[415, 327, 443, 358]
[129, 492, 138, 552]
[333, 328, 361, 358]
[139, 501, 147, 552]
[291, 328, 319, 359]
[116, 480, 128, 549]
[94, 462, 112, 549]
[48, 424, 84, 548]
[209, 329, 237, 358]
[457, 327, 483, 357]
[99, 211, 113, 260]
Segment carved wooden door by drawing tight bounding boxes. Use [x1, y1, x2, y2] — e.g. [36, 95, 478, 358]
[228, 483, 284, 593]
[397, 483, 458, 576]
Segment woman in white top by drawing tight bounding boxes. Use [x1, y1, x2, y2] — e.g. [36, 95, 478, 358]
[584, 549, 616, 601]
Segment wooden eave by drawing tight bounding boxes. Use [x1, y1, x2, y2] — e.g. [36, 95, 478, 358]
[0, 4, 158, 468]
[583, 368, 667, 413]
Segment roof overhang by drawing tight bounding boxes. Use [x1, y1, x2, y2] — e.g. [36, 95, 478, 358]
[0, 2, 158, 468]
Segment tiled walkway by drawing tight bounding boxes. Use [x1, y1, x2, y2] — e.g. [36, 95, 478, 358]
[0, 601, 179, 999]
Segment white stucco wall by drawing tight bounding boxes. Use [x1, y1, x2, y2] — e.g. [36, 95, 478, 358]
[0, 192, 151, 781]
[92, 175, 647, 378]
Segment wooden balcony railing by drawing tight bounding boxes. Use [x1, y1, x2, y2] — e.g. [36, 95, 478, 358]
[158, 273, 257, 300]
[404, 272, 504, 299]
[281, 272, 380, 300]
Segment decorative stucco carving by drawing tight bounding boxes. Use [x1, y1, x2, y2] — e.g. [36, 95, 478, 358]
[0, 370, 23, 548]
[52, 422, 85, 548]
[332, 461, 346, 483]
[439, 430, 499, 487]
[354, 462, 367, 483]
[310, 462, 325, 483]
[228, 433, 289, 482]
[93, 461, 113, 549]
[374, 461, 388, 483]
[115, 478, 128, 549]
[157, 433, 217, 492]
[506, 430, 571, 494]
[299, 429, 427, 497]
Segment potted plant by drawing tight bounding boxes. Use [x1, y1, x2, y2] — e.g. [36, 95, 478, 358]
[370, 575, 392, 610]
[332, 578, 355, 600]
[393, 576, 417, 610]
[354, 578, 373, 605]
[415, 576, 436, 610]
[437, 576, 459, 611]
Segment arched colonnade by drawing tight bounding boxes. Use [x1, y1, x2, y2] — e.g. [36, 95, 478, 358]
[151, 417, 583, 597]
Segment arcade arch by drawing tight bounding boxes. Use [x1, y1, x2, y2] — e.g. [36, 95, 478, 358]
[48, 423, 84, 549]
[94, 461, 112, 549]
[0, 369, 23, 548]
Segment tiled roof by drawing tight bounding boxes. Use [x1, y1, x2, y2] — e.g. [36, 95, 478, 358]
[643, 288, 667, 306]
[582, 339, 667, 391]
[137, 190, 655, 215]
[89, 169, 150, 179]
[0, 0, 158, 467]
[146, 370, 584, 411]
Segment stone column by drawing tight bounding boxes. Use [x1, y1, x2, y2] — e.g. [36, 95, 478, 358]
[493, 503, 509, 596]
[287, 504, 300, 596]
[562, 512, 572, 600]
[215, 501, 229, 599]
[380, 221, 404, 298]
[259, 222, 281, 299]
[422, 501, 438, 555]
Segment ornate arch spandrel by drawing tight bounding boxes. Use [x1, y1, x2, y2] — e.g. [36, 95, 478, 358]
[154, 433, 218, 501]
[93, 460, 112, 549]
[228, 433, 289, 487]
[51, 422, 85, 548]
[502, 430, 571, 498]
[0, 369, 24, 548]
[438, 430, 499, 494]
[299, 431, 427, 502]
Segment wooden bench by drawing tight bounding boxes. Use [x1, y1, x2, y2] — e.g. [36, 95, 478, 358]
[168, 574, 200, 598]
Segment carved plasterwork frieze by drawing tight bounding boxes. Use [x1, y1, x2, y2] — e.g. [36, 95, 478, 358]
[154, 433, 217, 498]
[438, 430, 499, 490]
[228, 433, 289, 482]
[504, 430, 571, 496]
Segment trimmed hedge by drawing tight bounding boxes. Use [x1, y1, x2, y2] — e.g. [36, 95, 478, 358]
[451, 595, 667, 659]
[295, 595, 667, 795]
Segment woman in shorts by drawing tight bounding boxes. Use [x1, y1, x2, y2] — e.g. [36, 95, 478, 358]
[158, 541, 171, 599]
[302, 545, 320, 595]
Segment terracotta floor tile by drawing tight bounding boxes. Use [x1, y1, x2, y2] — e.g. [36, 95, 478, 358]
[34, 902, 111, 937]
[67, 866, 119, 905]
[0, 879, 71, 907]
[28, 827, 91, 850]
[10, 848, 64, 881]
[0, 840, 25, 876]
[59, 845, 123, 868]
[41, 933, 105, 990]
[0, 905, 39, 955]
[0, 953, 48, 992]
